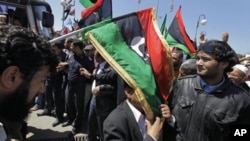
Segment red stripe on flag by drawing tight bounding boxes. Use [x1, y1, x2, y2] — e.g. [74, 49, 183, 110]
[137, 9, 174, 101]
[176, 6, 196, 54]
[81, 0, 103, 19]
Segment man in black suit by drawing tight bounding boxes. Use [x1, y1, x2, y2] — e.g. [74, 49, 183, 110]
[57, 39, 93, 135]
[80, 51, 118, 141]
[37, 42, 67, 128]
[103, 83, 165, 141]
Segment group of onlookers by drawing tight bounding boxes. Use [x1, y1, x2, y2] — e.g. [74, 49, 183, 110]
[28, 30, 250, 141]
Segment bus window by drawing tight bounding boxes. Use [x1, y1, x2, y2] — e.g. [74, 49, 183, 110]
[33, 5, 52, 37]
[0, 0, 54, 38]
[0, 4, 27, 27]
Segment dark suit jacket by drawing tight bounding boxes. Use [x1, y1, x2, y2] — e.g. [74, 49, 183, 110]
[240, 82, 250, 94]
[94, 63, 118, 117]
[103, 101, 155, 141]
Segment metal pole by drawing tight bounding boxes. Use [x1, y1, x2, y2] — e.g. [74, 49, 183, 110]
[62, 0, 66, 29]
[49, 27, 85, 44]
[194, 14, 206, 41]
[194, 19, 199, 41]
[156, 0, 159, 19]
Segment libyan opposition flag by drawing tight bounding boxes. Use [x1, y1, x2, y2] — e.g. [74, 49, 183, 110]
[160, 14, 167, 36]
[166, 6, 196, 55]
[84, 8, 174, 120]
[79, 0, 112, 29]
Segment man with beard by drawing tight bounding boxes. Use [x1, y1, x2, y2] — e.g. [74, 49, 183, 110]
[0, 25, 58, 140]
[163, 40, 250, 141]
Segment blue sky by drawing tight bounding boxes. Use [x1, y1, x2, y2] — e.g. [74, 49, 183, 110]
[46, 0, 250, 55]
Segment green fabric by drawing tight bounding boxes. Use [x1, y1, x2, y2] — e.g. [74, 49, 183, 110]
[160, 14, 167, 35]
[166, 33, 190, 54]
[88, 21, 161, 116]
[79, 0, 94, 8]
[81, 19, 111, 41]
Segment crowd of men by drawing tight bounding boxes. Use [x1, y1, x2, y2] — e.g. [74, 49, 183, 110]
[1, 25, 250, 141]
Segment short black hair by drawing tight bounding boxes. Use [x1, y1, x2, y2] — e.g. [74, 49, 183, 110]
[52, 42, 64, 49]
[198, 40, 239, 73]
[72, 39, 84, 50]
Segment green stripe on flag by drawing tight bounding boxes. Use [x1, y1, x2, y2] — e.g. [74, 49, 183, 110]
[160, 14, 167, 35]
[79, 0, 94, 8]
[166, 34, 190, 54]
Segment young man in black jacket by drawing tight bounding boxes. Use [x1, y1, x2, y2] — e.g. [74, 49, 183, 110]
[164, 40, 250, 141]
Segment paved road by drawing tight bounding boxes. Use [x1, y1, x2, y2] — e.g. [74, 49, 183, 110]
[26, 109, 87, 141]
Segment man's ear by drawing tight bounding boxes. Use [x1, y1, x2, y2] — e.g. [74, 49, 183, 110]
[1, 66, 21, 89]
[124, 87, 134, 98]
[220, 61, 229, 70]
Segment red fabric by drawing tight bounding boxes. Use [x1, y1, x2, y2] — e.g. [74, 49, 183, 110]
[81, 0, 103, 19]
[176, 6, 196, 54]
[137, 8, 174, 101]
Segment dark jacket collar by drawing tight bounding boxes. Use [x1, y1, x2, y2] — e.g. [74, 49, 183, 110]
[193, 75, 231, 94]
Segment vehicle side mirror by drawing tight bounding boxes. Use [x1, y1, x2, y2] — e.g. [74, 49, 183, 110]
[42, 11, 54, 27]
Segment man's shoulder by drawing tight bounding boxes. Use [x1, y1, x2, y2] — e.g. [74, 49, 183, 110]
[106, 103, 127, 118]
[246, 81, 250, 88]
[226, 82, 250, 100]
[177, 74, 197, 80]
[104, 103, 128, 126]
[176, 75, 198, 85]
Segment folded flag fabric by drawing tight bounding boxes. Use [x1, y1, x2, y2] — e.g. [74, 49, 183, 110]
[79, 0, 96, 8]
[85, 8, 174, 120]
[160, 14, 167, 36]
[79, 0, 112, 29]
[166, 6, 196, 55]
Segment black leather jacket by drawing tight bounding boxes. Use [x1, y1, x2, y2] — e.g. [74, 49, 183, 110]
[168, 75, 250, 141]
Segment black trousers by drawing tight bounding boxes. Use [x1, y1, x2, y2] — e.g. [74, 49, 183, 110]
[65, 81, 85, 130]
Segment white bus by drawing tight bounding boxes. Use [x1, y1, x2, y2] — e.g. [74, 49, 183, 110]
[0, 0, 54, 38]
